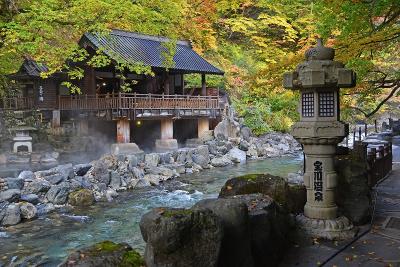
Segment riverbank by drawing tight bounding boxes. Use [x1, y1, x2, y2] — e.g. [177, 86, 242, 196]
[0, 125, 301, 228]
[0, 156, 302, 266]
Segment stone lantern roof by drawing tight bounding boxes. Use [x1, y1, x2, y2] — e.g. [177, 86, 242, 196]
[283, 39, 357, 90]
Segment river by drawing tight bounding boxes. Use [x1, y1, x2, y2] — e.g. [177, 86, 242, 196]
[0, 156, 302, 266]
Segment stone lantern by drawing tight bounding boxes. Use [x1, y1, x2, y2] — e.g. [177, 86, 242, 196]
[283, 39, 357, 239]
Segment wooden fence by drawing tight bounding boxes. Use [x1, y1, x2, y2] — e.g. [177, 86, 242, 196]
[353, 141, 392, 186]
[0, 97, 34, 110]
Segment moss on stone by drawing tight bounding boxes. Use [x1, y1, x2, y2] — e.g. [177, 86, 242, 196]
[162, 208, 193, 218]
[68, 189, 95, 207]
[93, 241, 124, 253]
[236, 173, 263, 181]
[120, 250, 145, 267]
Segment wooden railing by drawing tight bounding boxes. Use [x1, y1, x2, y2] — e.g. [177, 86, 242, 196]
[58, 93, 220, 111]
[0, 97, 35, 110]
[352, 141, 392, 186]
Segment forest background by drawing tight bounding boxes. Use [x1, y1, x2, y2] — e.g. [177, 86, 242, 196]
[0, 0, 399, 135]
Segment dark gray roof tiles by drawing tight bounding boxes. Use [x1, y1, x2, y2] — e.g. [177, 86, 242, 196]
[20, 59, 49, 77]
[81, 29, 224, 75]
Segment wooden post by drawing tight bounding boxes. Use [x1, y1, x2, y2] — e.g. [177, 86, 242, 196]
[374, 120, 378, 132]
[201, 73, 206, 96]
[358, 127, 362, 140]
[364, 123, 368, 137]
[116, 119, 130, 143]
[52, 110, 61, 128]
[164, 72, 170, 95]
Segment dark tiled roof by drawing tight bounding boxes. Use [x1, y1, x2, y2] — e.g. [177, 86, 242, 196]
[80, 29, 224, 75]
[21, 59, 49, 77]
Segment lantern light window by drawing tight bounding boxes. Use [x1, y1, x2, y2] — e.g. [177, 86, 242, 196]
[319, 92, 335, 117]
[302, 92, 314, 117]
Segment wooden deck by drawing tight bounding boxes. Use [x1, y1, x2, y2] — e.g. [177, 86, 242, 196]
[1, 93, 223, 119]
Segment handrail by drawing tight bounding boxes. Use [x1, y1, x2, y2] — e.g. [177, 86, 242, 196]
[0, 97, 35, 110]
[58, 93, 221, 111]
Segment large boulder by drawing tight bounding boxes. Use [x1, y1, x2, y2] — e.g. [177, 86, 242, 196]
[4, 178, 24, 190]
[1, 204, 21, 226]
[219, 173, 306, 214]
[75, 164, 92, 176]
[45, 183, 70, 204]
[210, 194, 291, 267]
[23, 179, 51, 194]
[193, 198, 254, 267]
[214, 119, 240, 140]
[20, 202, 37, 220]
[68, 189, 95, 207]
[211, 156, 232, 167]
[18, 170, 35, 181]
[60, 241, 144, 267]
[335, 156, 371, 225]
[140, 208, 223, 267]
[145, 153, 160, 167]
[226, 148, 247, 163]
[20, 193, 39, 204]
[0, 189, 21, 202]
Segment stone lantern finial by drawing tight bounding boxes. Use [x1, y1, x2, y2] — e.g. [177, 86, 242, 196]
[305, 38, 335, 61]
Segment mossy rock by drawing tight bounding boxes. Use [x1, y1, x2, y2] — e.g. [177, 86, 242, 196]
[68, 189, 95, 207]
[219, 173, 306, 214]
[219, 173, 288, 204]
[60, 241, 145, 267]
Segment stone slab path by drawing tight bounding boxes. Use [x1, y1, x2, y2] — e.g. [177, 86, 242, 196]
[279, 142, 400, 267]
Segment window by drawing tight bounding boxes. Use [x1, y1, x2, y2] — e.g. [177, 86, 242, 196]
[302, 92, 314, 117]
[319, 92, 335, 117]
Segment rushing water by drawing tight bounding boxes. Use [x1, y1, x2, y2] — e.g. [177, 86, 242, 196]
[0, 156, 302, 266]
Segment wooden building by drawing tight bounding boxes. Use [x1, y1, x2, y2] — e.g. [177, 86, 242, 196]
[2, 29, 225, 152]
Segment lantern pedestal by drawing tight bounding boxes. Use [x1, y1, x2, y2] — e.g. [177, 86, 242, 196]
[296, 215, 356, 240]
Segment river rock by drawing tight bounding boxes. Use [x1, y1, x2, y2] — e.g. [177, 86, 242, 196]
[20, 194, 39, 204]
[24, 179, 51, 194]
[227, 147, 247, 163]
[68, 189, 95, 207]
[240, 126, 252, 141]
[60, 241, 144, 267]
[224, 194, 291, 266]
[219, 173, 306, 214]
[0, 202, 7, 222]
[4, 178, 24, 190]
[143, 174, 168, 186]
[75, 164, 92, 176]
[0, 189, 21, 202]
[126, 155, 138, 168]
[211, 156, 232, 167]
[44, 174, 65, 185]
[0, 178, 7, 191]
[0, 153, 7, 165]
[37, 203, 55, 216]
[145, 153, 160, 167]
[140, 208, 223, 267]
[214, 119, 239, 140]
[2, 204, 21, 226]
[105, 188, 118, 202]
[45, 183, 70, 204]
[193, 198, 254, 267]
[109, 171, 121, 190]
[18, 170, 35, 181]
[20, 202, 37, 220]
